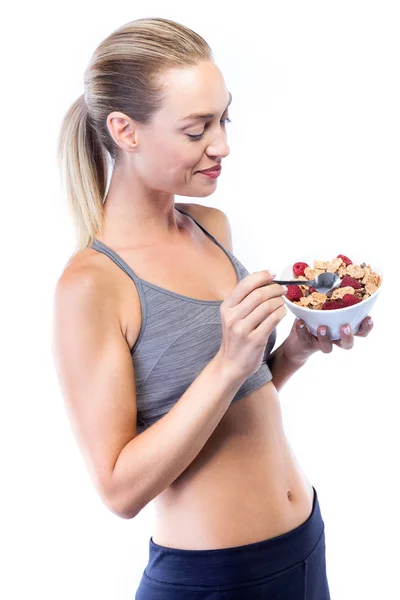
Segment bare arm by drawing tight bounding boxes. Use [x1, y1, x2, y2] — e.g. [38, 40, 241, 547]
[110, 354, 245, 518]
[52, 266, 246, 520]
[267, 342, 308, 391]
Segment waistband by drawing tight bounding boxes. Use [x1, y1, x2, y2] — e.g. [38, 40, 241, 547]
[146, 486, 324, 586]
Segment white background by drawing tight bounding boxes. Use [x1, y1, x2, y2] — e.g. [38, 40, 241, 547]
[1, 1, 399, 598]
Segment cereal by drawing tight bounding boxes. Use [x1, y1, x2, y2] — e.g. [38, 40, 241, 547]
[331, 286, 355, 300]
[326, 258, 343, 272]
[288, 257, 382, 310]
[365, 282, 378, 295]
[346, 264, 365, 279]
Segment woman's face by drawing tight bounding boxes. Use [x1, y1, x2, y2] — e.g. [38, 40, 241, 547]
[134, 60, 232, 197]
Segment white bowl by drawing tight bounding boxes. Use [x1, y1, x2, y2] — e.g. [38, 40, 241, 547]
[280, 254, 383, 340]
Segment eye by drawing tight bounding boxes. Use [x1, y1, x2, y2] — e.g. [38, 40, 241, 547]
[187, 117, 232, 142]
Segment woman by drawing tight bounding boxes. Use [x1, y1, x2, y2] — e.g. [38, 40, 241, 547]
[53, 17, 373, 599]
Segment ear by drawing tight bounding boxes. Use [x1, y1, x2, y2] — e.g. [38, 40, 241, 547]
[106, 111, 139, 153]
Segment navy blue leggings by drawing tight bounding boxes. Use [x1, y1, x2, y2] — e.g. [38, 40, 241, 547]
[135, 486, 331, 599]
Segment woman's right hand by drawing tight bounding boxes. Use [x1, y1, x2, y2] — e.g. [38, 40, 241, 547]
[216, 271, 288, 380]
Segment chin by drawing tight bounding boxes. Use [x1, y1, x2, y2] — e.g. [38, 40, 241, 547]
[180, 186, 217, 198]
[199, 189, 217, 197]
[191, 189, 216, 198]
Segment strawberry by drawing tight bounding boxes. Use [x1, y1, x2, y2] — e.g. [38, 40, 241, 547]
[337, 254, 353, 266]
[286, 285, 303, 302]
[340, 276, 361, 289]
[293, 262, 309, 277]
[321, 300, 343, 310]
[342, 294, 362, 307]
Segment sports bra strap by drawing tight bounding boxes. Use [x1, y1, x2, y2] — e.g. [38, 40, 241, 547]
[175, 206, 220, 244]
[91, 238, 141, 283]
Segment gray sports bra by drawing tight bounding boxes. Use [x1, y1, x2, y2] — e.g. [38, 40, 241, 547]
[90, 206, 276, 434]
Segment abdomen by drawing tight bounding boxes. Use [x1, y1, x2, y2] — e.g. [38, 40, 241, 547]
[152, 381, 315, 550]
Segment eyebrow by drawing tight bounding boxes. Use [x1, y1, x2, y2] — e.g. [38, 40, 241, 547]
[179, 92, 232, 123]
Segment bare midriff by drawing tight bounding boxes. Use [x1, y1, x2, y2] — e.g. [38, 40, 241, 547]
[86, 203, 315, 551]
[152, 381, 314, 550]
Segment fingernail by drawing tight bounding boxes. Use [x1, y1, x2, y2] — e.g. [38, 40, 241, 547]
[344, 326, 351, 335]
[282, 286, 288, 293]
[268, 270, 277, 278]
[320, 328, 327, 336]
[299, 321, 305, 328]
[368, 318, 373, 326]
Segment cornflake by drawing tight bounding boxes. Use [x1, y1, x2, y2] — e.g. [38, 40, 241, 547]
[331, 286, 355, 300]
[346, 264, 365, 279]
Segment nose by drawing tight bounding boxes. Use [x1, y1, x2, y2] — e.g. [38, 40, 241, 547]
[206, 129, 230, 159]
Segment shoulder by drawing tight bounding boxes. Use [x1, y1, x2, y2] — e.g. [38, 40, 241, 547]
[54, 249, 123, 329]
[54, 261, 116, 325]
[176, 202, 233, 252]
[53, 258, 129, 368]
[57, 247, 113, 296]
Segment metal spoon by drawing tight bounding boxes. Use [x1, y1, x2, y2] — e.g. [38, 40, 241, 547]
[273, 272, 342, 295]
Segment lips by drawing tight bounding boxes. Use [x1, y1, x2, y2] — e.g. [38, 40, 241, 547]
[198, 165, 221, 173]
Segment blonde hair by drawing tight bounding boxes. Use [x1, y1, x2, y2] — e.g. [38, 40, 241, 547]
[57, 17, 212, 252]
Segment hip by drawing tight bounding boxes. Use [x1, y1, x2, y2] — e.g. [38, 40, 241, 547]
[152, 470, 315, 550]
[152, 395, 314, 550]
[136, 486, 331, 600]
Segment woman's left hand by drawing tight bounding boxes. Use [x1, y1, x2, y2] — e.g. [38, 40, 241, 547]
[282, 316, 374, 363]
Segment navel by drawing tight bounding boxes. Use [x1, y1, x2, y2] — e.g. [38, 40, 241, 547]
[287, 489, 294, 502]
